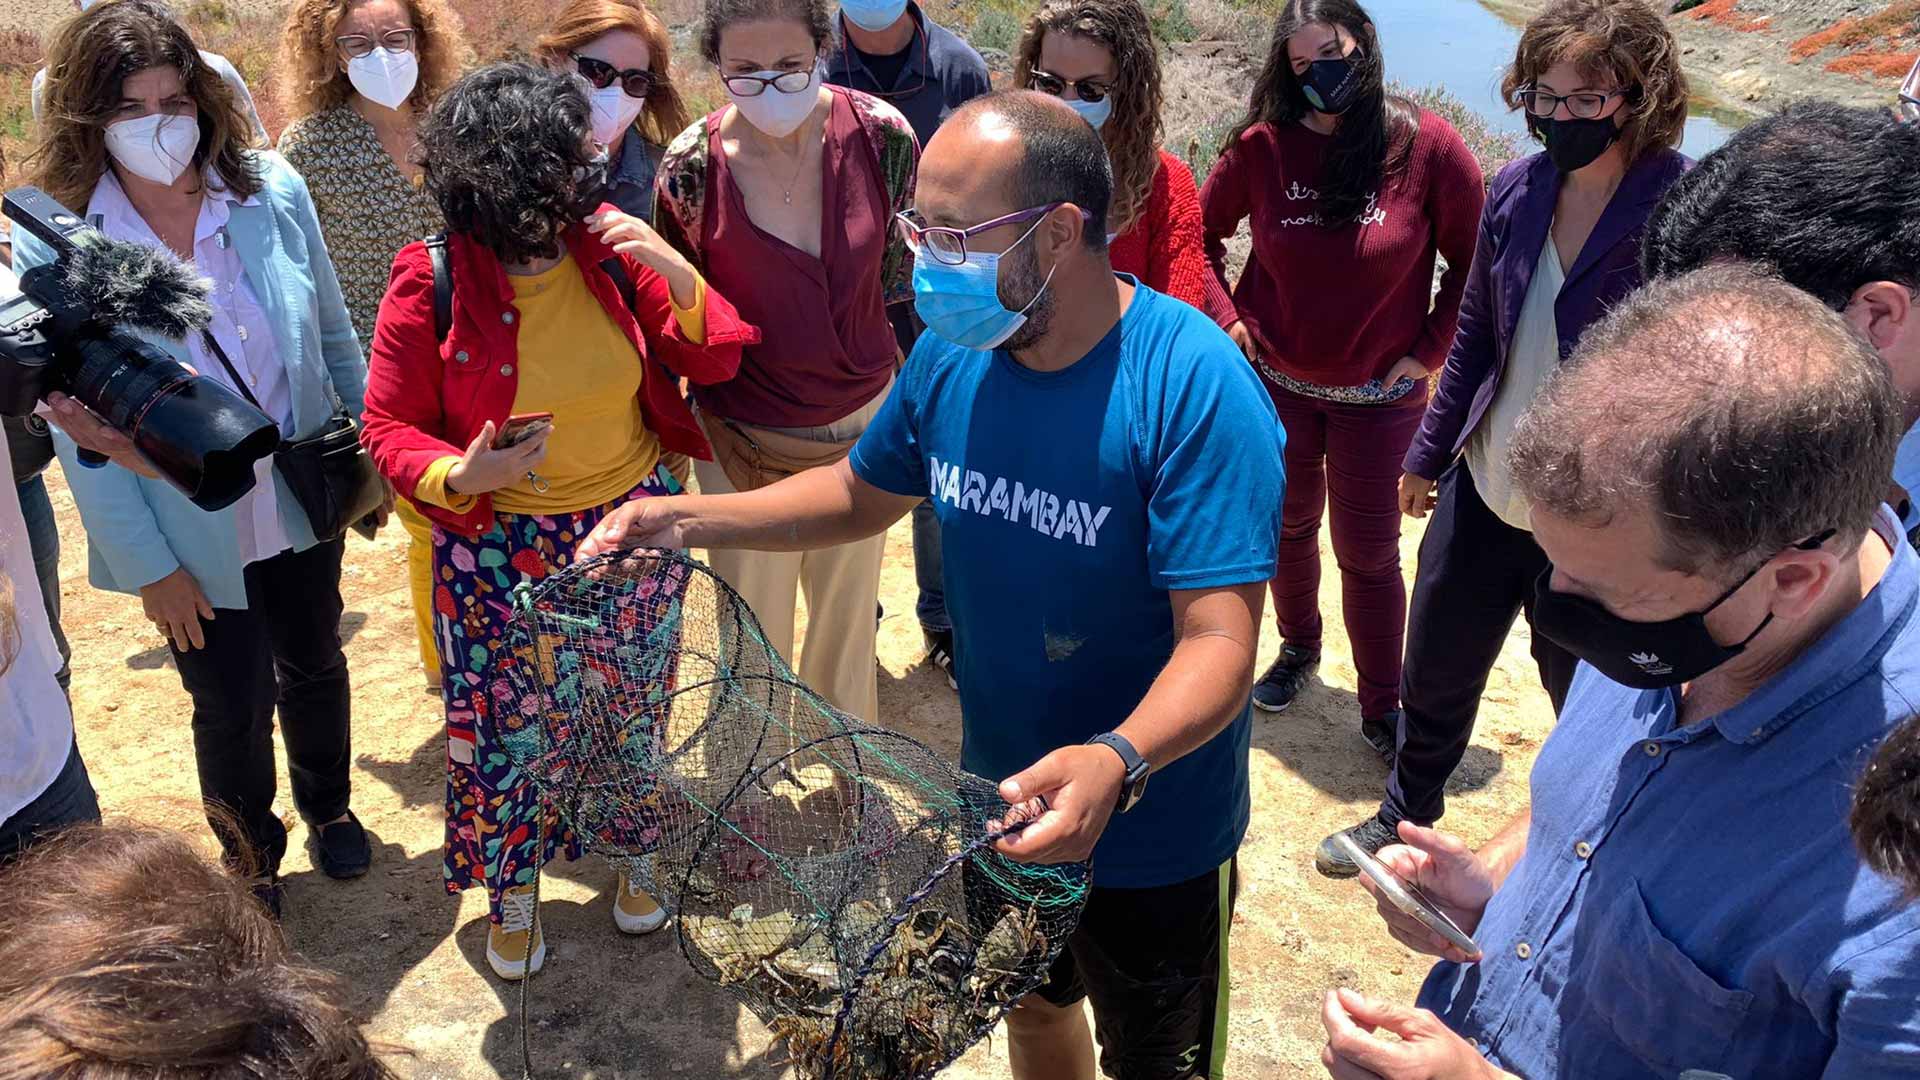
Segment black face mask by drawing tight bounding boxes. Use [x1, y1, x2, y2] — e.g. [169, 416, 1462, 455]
[1535, 115, 1620, 173]
[1301, 52, 1364, 116]
[1531, 530, 1836, 690]
[569, 152, 612, 219]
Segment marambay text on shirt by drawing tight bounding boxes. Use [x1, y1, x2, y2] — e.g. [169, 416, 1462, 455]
[928, 455, 1114, 548]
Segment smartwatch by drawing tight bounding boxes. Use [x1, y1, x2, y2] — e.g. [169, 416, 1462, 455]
[1087, 731, 1150, 814]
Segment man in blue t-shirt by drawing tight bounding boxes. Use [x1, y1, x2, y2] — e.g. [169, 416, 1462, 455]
[584, 92, 1283, 1080]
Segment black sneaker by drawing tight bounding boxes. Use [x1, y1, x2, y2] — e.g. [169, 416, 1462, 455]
[313, 812, 371, 880]
[1361, 710, 1400, 765]
[1251, 645, 1319, 713]
[924, 628, 958, 691]
[1315, 809, 1404, 879]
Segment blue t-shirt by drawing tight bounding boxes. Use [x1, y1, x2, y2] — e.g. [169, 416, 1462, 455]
[850, 281, 1284, 887]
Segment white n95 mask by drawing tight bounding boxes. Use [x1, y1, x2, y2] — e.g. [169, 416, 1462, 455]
[348, 46, 419, 110]
[105, 113, 200, 186]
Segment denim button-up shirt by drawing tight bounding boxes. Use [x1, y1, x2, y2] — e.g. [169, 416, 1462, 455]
[1421, 509, 1920, 1078]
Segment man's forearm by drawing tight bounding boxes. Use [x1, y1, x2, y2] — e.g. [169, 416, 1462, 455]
[1113, 634, 1256, 770]
[1479, 806, 1531, 889]
[675, 459, 914, 552]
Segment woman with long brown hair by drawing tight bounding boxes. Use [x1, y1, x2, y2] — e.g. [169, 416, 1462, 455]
[1200, 0, 1481, 760]
[534, 0, 690, 223]
[1319, 0, 1691, 875]
[23, 0, 372, 900]
[1011, 0, 1223, 314]
[277, 0, 469, 688]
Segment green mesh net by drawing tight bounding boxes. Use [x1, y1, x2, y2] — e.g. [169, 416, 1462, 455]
[490, 550, 1092, 1078]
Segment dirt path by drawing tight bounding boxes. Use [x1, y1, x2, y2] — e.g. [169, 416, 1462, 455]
[44, 460, 1554, 1078]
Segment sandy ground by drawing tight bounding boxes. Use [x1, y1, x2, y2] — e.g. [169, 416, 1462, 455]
[42, 459, 1554, 1079]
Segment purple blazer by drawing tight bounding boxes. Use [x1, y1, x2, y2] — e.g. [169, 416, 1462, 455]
[1403, 148, 1692, 480]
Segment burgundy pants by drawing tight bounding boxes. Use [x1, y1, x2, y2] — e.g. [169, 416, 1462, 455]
[1269, 381, 1427, 719]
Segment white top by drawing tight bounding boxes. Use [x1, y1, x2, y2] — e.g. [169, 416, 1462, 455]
[1464, 233, 1566, 532]
[88, 171, 297, 565]
[0, 385, 75, 825]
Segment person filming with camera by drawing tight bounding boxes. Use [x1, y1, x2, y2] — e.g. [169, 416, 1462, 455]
[17, 0, 376, 907]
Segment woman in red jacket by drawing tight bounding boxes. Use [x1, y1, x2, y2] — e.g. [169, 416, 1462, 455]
[360, 62, 756, 982]
[1012, 0, 1230, 317]
[1201, 0, 1482, 749]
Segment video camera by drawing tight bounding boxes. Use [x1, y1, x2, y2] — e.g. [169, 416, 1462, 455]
[0, 186, 278, 511]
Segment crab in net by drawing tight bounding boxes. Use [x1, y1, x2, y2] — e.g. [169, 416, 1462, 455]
[489, 550, 1092, 1078]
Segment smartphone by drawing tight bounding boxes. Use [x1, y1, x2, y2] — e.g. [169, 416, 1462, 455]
[1901, 54, 1920, 123]
[495, 412, 554, 449]
[1332, 832, 1482, 961]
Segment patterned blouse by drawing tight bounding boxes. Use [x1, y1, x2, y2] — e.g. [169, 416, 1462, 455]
[654, 86, 918, 307]
[278, 106, 443, 357]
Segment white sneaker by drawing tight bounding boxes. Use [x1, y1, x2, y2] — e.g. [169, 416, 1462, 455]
[486, 885, 547, 980]
[613, 871, 669, 935]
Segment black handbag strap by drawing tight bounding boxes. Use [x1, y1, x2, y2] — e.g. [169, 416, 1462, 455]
[201, 328, 263, 411]
[426, 233, 453, 343]
[427, 232, 637, 344]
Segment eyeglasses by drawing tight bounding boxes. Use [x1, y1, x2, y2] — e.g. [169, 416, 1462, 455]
[574, 53, 661, 100]
[895, 203, 1090, 266]
[1025, 68, 1110, 104]
[336, 28, 416, 58]
[1518, 86, 1624, 120]
[722, 69, 813, 97]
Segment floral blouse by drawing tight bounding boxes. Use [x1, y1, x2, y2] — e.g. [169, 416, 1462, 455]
[278, 106, 443, 357]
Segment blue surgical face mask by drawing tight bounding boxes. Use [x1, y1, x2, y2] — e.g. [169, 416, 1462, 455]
[913, 217, 1054, 351]
[840, 0, 908, 32]
[1066, 95, 1112, 130]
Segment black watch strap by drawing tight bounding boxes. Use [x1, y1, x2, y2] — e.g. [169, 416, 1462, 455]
[1088, 732, 1150, 813]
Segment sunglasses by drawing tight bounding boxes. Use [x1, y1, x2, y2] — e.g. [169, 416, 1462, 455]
[337, 28, 416, 58]
[574, 53, 660, 99]
[1025, 68, 1110, 104]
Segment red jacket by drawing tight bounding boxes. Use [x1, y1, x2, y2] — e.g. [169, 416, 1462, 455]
[361, 223, 758, 537]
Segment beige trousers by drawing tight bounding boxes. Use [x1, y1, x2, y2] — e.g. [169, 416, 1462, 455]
[693, 385, 889, 722]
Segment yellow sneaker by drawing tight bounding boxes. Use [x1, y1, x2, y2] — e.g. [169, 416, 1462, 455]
[613, 872, 669, 935]
[485, 885, 546, 980]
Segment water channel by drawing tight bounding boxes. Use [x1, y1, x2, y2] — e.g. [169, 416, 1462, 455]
[1367, 0, 1739, 157]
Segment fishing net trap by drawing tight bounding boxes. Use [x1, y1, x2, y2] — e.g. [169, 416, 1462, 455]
[488, 550, 1092, 1079]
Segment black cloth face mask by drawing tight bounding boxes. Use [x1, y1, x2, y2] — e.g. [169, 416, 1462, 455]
[569, 152, 612, 219]
[1535, 114, 1620, 173]
[1531, 530, 1836, 689]
[1301, 51, 1364, 115]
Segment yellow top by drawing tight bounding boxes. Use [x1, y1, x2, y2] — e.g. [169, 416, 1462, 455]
[416, 254, 706, 515]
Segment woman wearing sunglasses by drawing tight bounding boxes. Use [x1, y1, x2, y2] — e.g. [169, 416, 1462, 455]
[534, 0, 691, 225]
[653, 0, 919, 724]
[1319, 0, 1692, 874]
[360, 62, 755, 980]
[1199, 0, 1482, 760]
[1012, 0, 1228, 318]
[277, 0, 469, 688]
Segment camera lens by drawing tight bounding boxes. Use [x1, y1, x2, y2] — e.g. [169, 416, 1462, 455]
[65, 329, 279, 511]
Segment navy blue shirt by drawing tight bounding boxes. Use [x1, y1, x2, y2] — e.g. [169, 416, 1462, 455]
[1421, 509, 1920, 1076]
[823, 3, 990, 147]
[850, 282, 1284, 887]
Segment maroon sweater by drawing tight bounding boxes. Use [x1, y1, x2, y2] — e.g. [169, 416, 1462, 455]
[1199, 109, 1484, 386]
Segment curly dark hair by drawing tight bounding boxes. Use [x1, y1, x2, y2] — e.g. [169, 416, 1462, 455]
[1855, 713, 1920, 898]
[698, 0, 832, 66]
[419, 61, 598, 264]
[1229, 0, 1416, 225]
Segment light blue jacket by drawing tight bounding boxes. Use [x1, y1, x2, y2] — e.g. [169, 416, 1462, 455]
[15, 152, 365, 610]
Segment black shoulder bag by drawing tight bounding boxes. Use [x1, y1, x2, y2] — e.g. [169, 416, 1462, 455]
[201, 330, 384, 541]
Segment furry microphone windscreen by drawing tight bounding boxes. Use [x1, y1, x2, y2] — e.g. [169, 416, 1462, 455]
[59, 236, 214, 340]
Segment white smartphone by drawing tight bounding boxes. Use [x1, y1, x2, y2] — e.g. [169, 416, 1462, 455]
[1333, 832, 1482, 961]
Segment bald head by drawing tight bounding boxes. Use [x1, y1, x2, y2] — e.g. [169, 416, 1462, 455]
[1510, 264, 1901, 573]
[922, 90, 1111, 247]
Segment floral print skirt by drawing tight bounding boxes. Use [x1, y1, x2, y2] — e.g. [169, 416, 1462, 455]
[435, 464, 678, 923]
